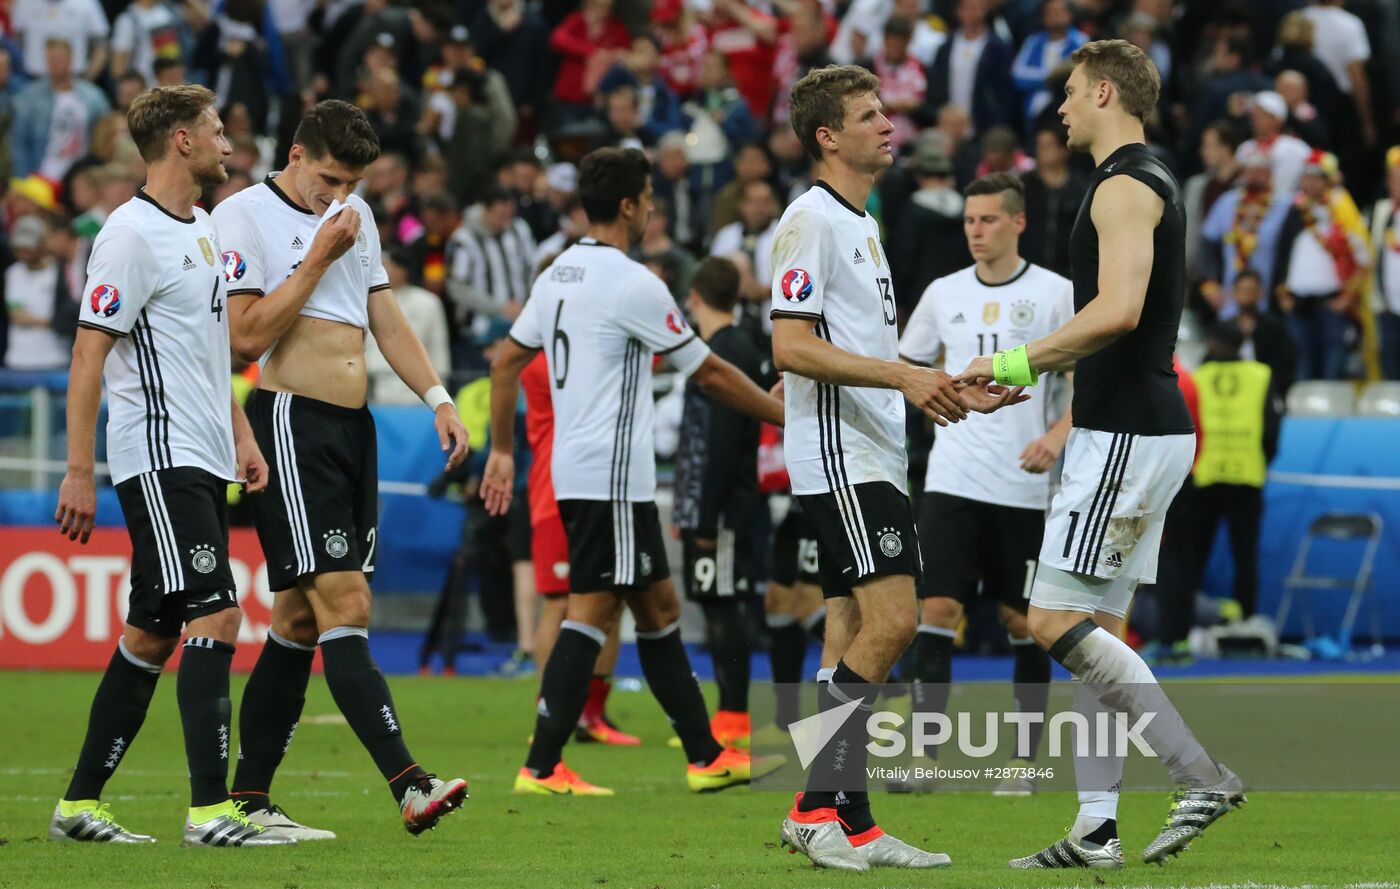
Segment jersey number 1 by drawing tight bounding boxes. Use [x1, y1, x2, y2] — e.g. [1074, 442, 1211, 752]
[551, 301, 570, 389]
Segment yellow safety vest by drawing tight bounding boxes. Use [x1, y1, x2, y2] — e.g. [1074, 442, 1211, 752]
[1192, 360, 1271, 488]
[455, 378, 492, 453]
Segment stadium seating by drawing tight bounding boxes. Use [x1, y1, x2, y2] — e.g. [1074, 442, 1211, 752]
[1357, 382, 1400, 417]
[1286, 381, 1357, 417]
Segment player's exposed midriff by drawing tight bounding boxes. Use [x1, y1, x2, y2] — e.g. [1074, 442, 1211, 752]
[260, 314, 368, 409]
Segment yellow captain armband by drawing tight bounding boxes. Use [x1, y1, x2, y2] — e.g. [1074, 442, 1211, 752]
[993, 345, 1037, 387]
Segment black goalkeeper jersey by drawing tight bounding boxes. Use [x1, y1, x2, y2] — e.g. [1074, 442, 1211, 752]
[1068, 142, 1194, 436]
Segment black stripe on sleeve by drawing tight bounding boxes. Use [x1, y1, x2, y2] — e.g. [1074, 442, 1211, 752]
[770, 309, 823, 321]
[656, 333, 698, 356]
[78, 321, 126, 338]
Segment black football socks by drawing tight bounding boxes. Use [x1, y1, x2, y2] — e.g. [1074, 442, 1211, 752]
[177, 637, 236, 807]
[637, 622, 724, 766]
[64, 640, 161, 801]
[798, 660, 876, 826]
[910, 625, 954, 757]
[766, 614, 806, 727]
[1010, 635, 1051, 761]
[319, 627, 426, 802]
[231, 631, 316, 812]
[525, 621, 603, 776]
[701, 599, 750, 714]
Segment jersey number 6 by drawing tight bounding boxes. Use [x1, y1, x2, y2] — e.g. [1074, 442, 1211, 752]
[552, 301, 570, 389]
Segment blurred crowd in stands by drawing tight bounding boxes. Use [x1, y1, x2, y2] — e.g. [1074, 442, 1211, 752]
[2, 0, 1400, 390]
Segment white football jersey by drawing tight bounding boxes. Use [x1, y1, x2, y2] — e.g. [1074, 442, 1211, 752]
[509, 239, 710, 502]
[899, 261, 1074, 509]
[211, 174, 390, 332]
[769, 182, 906, 496]
[77, 191, 235, 485]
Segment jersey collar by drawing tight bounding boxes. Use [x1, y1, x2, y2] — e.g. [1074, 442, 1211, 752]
[576, 237, 623, 251]
[815, 180, 867, 218]
[263, 173, 316, 215]
[975, 259, 1030, 288]
[136, 188, 195, 224]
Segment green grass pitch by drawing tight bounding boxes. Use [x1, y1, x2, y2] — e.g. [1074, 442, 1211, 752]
[1, 670, 1397, 889]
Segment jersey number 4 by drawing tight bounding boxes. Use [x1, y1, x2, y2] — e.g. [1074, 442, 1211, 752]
[209, 280, 223, 321]
[878, 278, 895, 326]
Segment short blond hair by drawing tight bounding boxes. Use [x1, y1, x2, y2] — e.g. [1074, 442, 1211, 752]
[1071, 39, 1160, 122]
[789, 65, 881, 162]
[127, 85, 217, 162]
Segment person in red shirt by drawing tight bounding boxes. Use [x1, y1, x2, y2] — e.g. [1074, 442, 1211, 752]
[654, 0, 709, 100]
[549, 0, 631, 109]
[520, 352, 639, 745]
[706, 0, 779, 120]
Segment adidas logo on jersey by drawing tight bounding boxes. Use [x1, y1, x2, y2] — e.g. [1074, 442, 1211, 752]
[182, 255, 196, 271]
[853, 249, 865, 264]
[951, 312, 966, 323]
[291, 236, 305, 250]
[1104, 552, 1123, 568]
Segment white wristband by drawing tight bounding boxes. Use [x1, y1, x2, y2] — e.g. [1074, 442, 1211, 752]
[424, 384, 453, 411]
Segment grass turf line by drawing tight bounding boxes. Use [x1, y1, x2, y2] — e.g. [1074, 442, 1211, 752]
[0, 670, 1396, 889]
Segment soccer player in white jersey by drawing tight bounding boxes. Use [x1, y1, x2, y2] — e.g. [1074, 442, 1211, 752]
[895, 172, 1074, 795]
[51, 86, 291, 848]
[481, 147, 786, 796]
[770, 65, 1026, 872]
[957, 40, 1245, 869]
[215, 100, 471, 838]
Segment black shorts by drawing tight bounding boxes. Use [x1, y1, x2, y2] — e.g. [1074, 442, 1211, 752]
[916, 491, 1044, 609]
[771, 503, 821, 586]
[115, 467, 238, 637]
[797, 481, 921, 599]
[680, 524, 753, 601]
[558, 499, 670, 592]
[248, 389, 378, 592]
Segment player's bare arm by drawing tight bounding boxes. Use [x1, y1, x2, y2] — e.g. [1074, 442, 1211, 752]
[55, 328, 119, 544]
[226, 207, 361, 361]
[1021, 401, 1073, 473]
[367, 289, 469, 471]
[688, 352, 785, 427]
[956, 177, 1161, 383]
[481, 335, 540, 516]
[230, 395, 268, 493]
[774, 316, 971, 425]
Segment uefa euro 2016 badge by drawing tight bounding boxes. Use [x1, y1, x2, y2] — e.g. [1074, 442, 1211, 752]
[222, 251, 247, 282]
[780, 268, 814, 302]
[90, 283, 121, 318]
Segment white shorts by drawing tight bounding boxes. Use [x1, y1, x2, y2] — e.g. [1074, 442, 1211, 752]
[1032, 429, 1194, 617]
